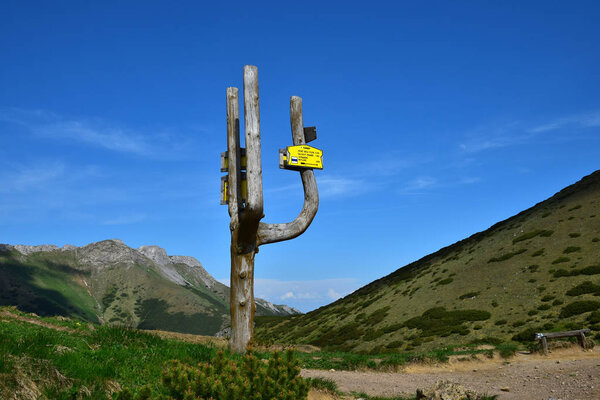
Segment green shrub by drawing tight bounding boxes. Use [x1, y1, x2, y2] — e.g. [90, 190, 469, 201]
[537, 304, 551, 311]
[117, 349, 308, 400]
[381, 323, 403, 334]
[310, 322, 364, 348]
[526, 264, 540, 272]
[593, 237, 600, 243]
[488, 249, 527, 263]
[102, 286, 118, 310]
[568, 205, 582, 211]
[470, 336, 503, 345]
[552, 299, 564, 306]
[306, 377, 338, 393]
[385, 340, 403, 349]
[566, 281, 600, 296]
[563, 246, 581, 254]
[553, 265, 600, 278]
[512, 327, 539, 343]
[365, 306, 391, 325]
[491, 300, 499, 308]
[459, 291, 480, 300]
[560, 301, 600, 318]
[552, 257, 571, 265]
[494, 319, 507, 326]
[512, 320, 526, 327]
[527, 310, 539, 316]
[437, 278, 454, 286]
[403, 307, 490, 337]
[541, 295, 555, 302]
[569, 232, 581, 238]
[581, 265, 600, 275]
[362, 328, 382, 341]
[588, 311, 600, 324]
[531, 249, 544, 257]
[497, 344, 517, 358]
[512, 230, 554, 244]
[354, 312, 366, 321]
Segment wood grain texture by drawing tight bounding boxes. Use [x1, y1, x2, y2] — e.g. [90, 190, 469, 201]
[257, 96, 319, 245]
[229, 250, 256, 353]
[242, 66, 263, 219]
[237, 65, 263, 254]
[226, 87, 242, 224]
[538, 329, 591, 339]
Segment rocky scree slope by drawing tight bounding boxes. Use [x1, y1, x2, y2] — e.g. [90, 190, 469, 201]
[255, 170, 600, 353]
[0, 239, 299, 335]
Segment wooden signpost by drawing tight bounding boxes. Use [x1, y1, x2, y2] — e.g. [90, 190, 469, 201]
[221, 65, 322, 353]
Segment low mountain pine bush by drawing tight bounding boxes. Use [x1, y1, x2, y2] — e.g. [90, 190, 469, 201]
[117, 349, 308, 400]
[566, 281, 600, 297]
[560, 300, 600, 318]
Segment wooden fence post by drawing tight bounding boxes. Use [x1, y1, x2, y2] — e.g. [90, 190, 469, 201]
[224, 65, 320, 353]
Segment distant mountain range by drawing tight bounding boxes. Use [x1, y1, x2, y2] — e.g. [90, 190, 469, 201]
[0, 239, 299, 335]
[256, 170, 600, 353]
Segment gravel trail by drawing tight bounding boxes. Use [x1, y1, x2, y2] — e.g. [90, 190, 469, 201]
[302, 349, 600, 399]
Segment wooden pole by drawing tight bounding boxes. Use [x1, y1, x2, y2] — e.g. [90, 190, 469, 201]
[226, 66, 319, 353]
[541, 336, 548, 355]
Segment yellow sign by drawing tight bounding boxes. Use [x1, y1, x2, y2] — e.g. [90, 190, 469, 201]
[221, 175, 247, 205]
[220, 150, 247, 172]
[285, 145, 323, 169]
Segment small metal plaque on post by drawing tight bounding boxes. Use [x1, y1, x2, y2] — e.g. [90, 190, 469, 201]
[303, 126, 317, 143]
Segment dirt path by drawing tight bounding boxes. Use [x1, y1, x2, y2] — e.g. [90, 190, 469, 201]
[302, 348, 600, 400]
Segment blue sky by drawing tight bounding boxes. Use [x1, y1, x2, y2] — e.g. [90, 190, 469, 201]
[1, 1, 599, 312]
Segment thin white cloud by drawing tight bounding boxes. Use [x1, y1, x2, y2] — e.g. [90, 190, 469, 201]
[458, 176, 481, 185]
[327, 288, 341, 300]
[318, 175, 366, 198]
[217, 277, 360, 312]
[528, 111, 600, 133]
[460, 110, 600, 154]
[0, 108, 197, 158]
[265, 175, 367, 199]
[280, 292, 294, 300]
[0, 161, 66, 193]
[403, 176, 437, 192]
[458, 121, 527, 153]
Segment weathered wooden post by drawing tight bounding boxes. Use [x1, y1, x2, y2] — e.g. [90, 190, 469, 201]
[221, 65, 322, 353]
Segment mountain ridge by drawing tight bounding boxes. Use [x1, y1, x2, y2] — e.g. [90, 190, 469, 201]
[0, 239, 300, 336]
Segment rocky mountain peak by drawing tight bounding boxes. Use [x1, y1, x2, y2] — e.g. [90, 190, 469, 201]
[138, 245, 170, 268]
[13, 244, 59, 255]
[169, 255, 217, 289]
[78, 239, 146, 270]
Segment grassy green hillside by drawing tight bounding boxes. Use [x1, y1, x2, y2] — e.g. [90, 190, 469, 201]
[0, 306, 505, 399]
[256, 170, 600, 353]
[0, 250, 97, 322]
[0, 307, 317, 400]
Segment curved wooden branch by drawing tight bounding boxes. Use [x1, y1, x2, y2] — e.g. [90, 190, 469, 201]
[257, 96, 319, 246]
